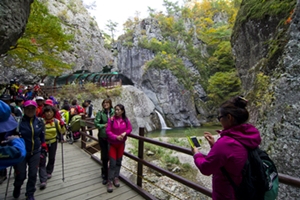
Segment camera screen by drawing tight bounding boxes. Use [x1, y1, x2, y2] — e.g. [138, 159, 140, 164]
[191, 137, 201, 148]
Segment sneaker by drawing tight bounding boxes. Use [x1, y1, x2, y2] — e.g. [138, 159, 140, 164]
[107, 181, 113, 193]
[40, 182, 47, 189]
[13, 186, 21, 198]
[47, 174, 52, 179]
[26, 195, 35, 200]
[113, 177, 120, 187]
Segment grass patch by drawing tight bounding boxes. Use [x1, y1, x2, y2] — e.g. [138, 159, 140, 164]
[127, 137, 199, 183]
[54, 83, 122, 102]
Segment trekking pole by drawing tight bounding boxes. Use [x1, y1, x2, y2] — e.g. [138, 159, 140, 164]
[4, 166, 12, 200]
[61, 140, 65, 182]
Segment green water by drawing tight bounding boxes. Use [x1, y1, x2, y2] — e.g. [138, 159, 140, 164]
[145, 126, 222, 138]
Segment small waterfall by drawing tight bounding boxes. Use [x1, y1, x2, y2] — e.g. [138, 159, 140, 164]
[155, 110, 171, 130]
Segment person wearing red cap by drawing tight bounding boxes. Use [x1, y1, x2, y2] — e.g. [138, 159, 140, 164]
[8, 100, 46, 200]
[44, 99, 65, 127]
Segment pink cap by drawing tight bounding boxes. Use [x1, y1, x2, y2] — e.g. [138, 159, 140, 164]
[44, 99, 54, 106]
[23, 100, 37, 108]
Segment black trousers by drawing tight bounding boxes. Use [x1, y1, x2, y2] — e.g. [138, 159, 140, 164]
[98, 137, 109, 180]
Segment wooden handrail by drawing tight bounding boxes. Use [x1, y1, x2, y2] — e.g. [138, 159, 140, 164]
[78, 118, 300, 198]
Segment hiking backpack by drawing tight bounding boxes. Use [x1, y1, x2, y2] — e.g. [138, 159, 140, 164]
[222, 148, 279, 200]
[70, 105, 78, 116]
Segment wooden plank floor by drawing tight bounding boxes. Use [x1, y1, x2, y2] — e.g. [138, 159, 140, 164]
[0, 141, 145, 200]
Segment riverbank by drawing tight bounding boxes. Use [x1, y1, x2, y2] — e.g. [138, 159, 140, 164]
[121, 135, 216, 200]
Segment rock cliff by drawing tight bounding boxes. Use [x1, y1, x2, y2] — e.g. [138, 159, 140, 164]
[116, 18, 208, 127]
[231, 0, 299, 197]
[0, 0, 112, 84]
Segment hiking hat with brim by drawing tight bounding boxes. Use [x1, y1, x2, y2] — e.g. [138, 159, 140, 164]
[0, 94, 11, 101]
[15, 96, 25, 101]
[36, 96, 45, 101]
[44, 99, 54, 106]
[0, 100, 18, 133]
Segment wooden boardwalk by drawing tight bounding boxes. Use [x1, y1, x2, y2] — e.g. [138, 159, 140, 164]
[0, 141, 145, 200]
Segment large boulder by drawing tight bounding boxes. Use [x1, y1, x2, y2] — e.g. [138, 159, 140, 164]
[0, 0, 33, 55]
[92, 85, 158, 134]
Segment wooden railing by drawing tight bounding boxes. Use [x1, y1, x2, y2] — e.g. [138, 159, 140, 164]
[78, 116, 300, 200]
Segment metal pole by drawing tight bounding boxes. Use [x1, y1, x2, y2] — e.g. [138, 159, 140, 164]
[4, 166, 12, 200]
[61, 141, 65, 182]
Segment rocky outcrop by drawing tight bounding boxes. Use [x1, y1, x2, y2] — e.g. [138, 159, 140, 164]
[45, 0, 112, 73]
[232, 0, 299, 198]
[116, 18, 208, 127]
[0, 0, 112, 84]
[0, 0, 33, 55]
[140, 68, 202, 127]
[92, 85, 158, 133]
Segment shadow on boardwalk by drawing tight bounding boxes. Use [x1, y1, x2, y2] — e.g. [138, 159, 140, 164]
[0, 141, 144, 200]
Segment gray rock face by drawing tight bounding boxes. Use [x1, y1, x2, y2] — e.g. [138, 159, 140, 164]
[141, 68, 201, 127]
[0, 0, 33, 55]
[0, 0, 112, 84]
[116, 18, 208, 127]
[46, 0, 112, 73]
[231, 17, 281, 91]
[92, 85, 158, 134]
[232, 1, 300, 198]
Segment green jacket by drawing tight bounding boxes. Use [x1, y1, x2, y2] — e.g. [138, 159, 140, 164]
[94, 108, 114, 138]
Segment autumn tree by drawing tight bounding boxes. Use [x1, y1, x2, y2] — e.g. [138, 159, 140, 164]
[4, 0, 73, 76]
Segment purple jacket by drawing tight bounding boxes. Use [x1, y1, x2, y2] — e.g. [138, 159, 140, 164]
[106, 116, 132, 144]
[193, 124, 261, 200]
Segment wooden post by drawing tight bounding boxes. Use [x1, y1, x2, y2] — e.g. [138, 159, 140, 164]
[137, 127, 144, 187]
[80, 115, 86, 149]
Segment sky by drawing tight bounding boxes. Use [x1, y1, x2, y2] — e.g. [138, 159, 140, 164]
[83, 0, 182, 37]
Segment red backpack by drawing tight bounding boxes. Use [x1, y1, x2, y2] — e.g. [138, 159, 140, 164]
[70, 105, 84, 116]
[70, 105, 78, 116]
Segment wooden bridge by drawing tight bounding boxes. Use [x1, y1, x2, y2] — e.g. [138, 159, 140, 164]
[0, 141, 144, 200]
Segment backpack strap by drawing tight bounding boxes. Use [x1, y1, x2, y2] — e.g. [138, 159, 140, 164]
[54, 118, 62, 142]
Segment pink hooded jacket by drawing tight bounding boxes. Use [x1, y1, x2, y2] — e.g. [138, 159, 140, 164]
[106, 116, 132, 144]
[194, 124, 261, 200]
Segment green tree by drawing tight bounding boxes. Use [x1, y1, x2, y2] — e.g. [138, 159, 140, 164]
[106, 20, 118, 42]
[207, 71, 241, 107]
[5, 0, 73, 76]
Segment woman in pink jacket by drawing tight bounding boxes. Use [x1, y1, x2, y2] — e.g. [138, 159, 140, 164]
[106, 104, 132, 193]
[192, 96, 261, 200]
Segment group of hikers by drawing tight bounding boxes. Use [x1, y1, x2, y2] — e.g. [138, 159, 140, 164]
[2, 78, 41, 102]
[0, 93, 132, 199]
[0, 90, 278, 200]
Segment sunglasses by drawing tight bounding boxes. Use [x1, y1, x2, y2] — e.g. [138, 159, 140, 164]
[217, 115, 225, 121]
